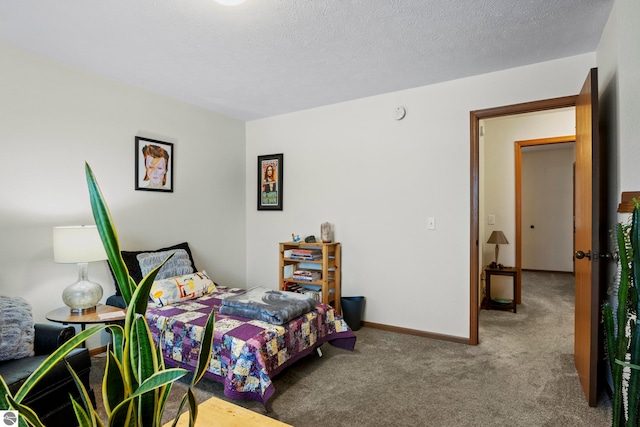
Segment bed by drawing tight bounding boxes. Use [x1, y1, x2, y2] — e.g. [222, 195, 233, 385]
[105, 242, 356, 405]
[145, 285, 356, 405]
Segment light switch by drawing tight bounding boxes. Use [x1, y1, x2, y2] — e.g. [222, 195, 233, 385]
[427, 217, 436, 230]
[488, 215, 495, 225]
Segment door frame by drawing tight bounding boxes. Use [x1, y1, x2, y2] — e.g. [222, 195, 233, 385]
[469, 96, 577, 345]
[515, 135, 576, 302]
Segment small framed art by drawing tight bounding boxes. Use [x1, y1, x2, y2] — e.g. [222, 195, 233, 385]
[135, 137, 173, 192]
[257, 153, 283, 210]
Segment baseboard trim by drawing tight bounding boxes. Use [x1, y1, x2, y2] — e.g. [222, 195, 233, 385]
[361, 321, 470, 345]
[89, 346, 108, 357]
[521, 269, 573, 274]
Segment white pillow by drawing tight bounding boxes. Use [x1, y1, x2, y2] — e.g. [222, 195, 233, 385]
[149, 270, 216, 306]
[137, 249, 194, 280]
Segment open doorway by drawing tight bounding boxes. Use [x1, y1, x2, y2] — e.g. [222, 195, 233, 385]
[469, 96, 577, 345]
[516, 136, 576, 285]
[479, 112, 576, 308]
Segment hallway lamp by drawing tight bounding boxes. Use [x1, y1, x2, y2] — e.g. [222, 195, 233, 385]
[53, 225, 107, 313]
[487, 230, 509, 265]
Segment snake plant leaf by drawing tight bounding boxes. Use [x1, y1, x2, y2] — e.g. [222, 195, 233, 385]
[155, 381, 173, 426]
[130, 315, 159, 425]
[7, 395, 46, 427]
[154, 338, 172, 426]
[170, 394, 189, 427]
[107, 323, 126, 363]
[166, 310, 215, 426]
[66, 359, 102, 427]
[14, 325, 106, 402]
[103, 350, 127, 416]
[186, 387, 198, 427]
[130, 369, 188, 398]
[0, 375, 13, 411]
[130, 316, 159, 386]
[109, 369, 187, 427]
[71, 397, 93, 427]
[85, 162, 135, 305]
[169, 387, 199, 427]
[108, 399, 134, 427]
[192, 310, 215, 386]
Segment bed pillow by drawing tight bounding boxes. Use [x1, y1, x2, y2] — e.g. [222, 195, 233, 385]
[149, 270, 216, 307]
[0, 296, 35, 361]
[110, 242, 197, 295]
[137, 249, 194, 281]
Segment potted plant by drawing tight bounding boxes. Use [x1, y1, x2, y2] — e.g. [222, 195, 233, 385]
[0, 163, 215, 427]
[604, 199, 640, 427]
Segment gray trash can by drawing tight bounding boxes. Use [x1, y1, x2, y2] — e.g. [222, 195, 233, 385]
[341, 296, 365, 331]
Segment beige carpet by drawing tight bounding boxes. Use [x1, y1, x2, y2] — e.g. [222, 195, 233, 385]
[89, 271, 611, 426]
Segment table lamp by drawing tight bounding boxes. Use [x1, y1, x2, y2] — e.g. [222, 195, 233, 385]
[487, 230, 509, 266]
[53, 225, 107, 313]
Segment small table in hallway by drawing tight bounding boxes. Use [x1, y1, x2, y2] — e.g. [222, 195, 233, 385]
[483, 266, 518, 313]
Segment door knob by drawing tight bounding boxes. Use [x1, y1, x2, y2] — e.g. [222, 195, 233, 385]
[575, 250, 591, 260]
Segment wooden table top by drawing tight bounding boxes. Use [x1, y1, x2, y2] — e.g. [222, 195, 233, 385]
[45, 304, 126, 324]
[164, 397, 293, 427]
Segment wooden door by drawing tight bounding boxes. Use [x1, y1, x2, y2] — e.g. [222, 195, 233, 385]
[573, 68, 600, 407]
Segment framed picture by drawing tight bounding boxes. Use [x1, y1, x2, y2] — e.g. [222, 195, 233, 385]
[135, 137, 173, 192]
[257, 153, 283, 210]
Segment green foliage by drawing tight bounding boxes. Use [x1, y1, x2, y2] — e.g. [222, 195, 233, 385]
[0, 163, 215, 426]
[604, 199, 640, 427]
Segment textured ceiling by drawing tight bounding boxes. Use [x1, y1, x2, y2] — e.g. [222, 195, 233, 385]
[0, 0, 614, 121]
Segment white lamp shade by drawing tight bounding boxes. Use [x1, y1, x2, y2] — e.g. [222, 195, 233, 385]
[53, 225, 107, 263]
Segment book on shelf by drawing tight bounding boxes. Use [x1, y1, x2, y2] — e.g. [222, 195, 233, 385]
[291, 249, 321, 255]
[293, 270, 322, 281]
[284, 282, 303, 292]
[289, 249, 323, 260]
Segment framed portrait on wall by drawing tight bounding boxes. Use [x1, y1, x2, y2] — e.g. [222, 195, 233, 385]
[257, 153, 283, 210]
[135, 136, 174, 192]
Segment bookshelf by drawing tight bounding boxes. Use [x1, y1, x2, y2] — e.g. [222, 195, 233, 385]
[279, 241, 341, 312]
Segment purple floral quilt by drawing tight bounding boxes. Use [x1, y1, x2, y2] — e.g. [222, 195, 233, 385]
[145, 286, 356, 404]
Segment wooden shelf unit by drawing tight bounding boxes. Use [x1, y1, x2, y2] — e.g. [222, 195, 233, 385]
[279, 241, 341, 313]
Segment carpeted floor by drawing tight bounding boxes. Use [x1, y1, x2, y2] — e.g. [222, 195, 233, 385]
[89, 271, 611, 426]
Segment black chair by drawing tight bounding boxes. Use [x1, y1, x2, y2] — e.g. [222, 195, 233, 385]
[0, 324, 95, 426]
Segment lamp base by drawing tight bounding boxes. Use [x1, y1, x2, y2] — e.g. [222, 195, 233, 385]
[62, 263, 103, 313]
[69, 306, 98, 315]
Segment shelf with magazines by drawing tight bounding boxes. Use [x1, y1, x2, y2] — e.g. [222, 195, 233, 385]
[279, 241, 341, 312]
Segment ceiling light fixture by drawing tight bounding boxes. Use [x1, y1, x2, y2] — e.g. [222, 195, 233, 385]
[214, 0, 246, 5]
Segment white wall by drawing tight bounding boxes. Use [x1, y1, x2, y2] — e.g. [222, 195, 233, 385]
[246, 54, 595, 339]
[599, 0, 640, 221]
[596, 0, 640, 317]
[617, 0, 640, 196]
[0, 43, 247, 347]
